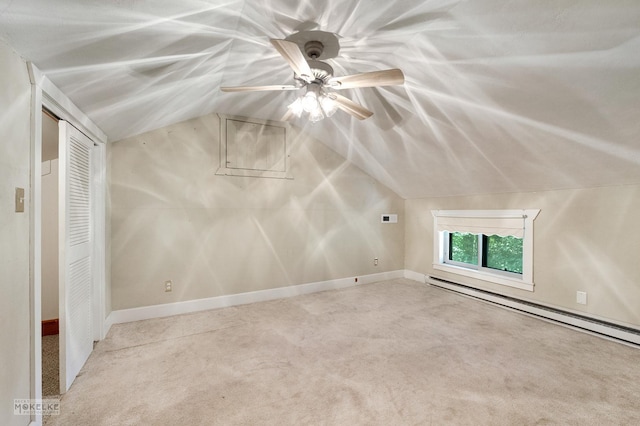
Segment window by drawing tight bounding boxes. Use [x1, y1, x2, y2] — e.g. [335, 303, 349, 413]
[446, 232, 523, 276]
[216, 114, 292, 179]
[482, 234, 523, 274]
[432, 210, 540, 291]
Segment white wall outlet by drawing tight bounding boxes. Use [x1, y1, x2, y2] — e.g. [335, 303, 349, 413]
[374, 257, 378, 266]
[576, 291, 587, 305]
[165, 280, 173, 292]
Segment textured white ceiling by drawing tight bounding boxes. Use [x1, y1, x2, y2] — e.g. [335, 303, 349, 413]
[1, 0, 639, 198]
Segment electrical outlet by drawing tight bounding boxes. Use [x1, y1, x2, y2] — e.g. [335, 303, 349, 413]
[165, 280, 173, 292]
[576, 291, 587, 305]
[374, 257, 378, 266]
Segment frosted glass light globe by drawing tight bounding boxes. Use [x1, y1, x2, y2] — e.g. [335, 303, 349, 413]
[309, 108, 324, 122]
[320, 95, 338, 117]
[288, 98, 303, 117]
[302, 91, 319, 113]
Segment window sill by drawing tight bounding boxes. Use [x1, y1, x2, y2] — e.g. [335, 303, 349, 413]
[433, 263, 534, 292]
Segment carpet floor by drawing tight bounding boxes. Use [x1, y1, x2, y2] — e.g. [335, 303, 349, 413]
[45, 279, 640, 425]
[42, 334, 60, 397]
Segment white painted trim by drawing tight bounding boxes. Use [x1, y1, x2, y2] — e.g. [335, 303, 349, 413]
[431, 209, 539, 291]
[107, 270, 405, 325]
[28, 63, 107, 144]
[402, 271, 640, 347]
[432, 263, 534, 291]
[29, 80, 44, 426]
[432, 209, 537, 219]
[103, 313, 115, 338]
[403, 269, 426, 283]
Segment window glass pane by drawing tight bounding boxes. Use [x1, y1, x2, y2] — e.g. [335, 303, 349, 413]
[483, 235, 523, 274]
[449, 232, 478, 265]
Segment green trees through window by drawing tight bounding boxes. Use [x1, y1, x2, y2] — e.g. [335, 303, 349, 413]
[449, 233, 478, 265]
[483, 235, 523, 274]
[448, 232, 523, 274]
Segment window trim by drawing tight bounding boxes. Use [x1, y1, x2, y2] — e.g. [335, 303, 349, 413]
[432, 209, 540, 291]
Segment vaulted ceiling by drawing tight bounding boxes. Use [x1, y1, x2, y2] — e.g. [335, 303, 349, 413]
[1, 0, 638, 198]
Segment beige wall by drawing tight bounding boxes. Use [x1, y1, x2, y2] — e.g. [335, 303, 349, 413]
[0, 39, 33, 426]
[405, 185, 640, 328]
[110, 114, 405, 310]
[41, 159, 59, 321]
[106, 142, 112, 316]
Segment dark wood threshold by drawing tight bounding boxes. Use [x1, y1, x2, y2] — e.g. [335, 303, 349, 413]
[42, 319, 59, 336]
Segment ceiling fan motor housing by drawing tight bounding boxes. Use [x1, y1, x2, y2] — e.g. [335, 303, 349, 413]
[285, 30, 340, 60]
[304, 40, 324, 59]
[307, 60, 334, 84]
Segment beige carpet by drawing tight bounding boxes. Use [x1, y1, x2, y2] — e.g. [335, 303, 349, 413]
[42, 334, 60, 397]
[45, 279, 640, 425]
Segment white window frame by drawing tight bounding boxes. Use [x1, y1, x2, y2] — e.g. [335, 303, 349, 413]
[432, 209, 540, 291]
[443, 232, 523, 279]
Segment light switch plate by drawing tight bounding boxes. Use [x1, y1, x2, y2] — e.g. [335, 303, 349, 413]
[15, 187, 25, 212]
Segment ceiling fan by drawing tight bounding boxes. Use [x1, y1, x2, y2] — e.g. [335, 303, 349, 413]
[221, 31, 405, 122]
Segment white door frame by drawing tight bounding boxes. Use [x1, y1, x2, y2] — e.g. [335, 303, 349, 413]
[28, 62, 108, 425]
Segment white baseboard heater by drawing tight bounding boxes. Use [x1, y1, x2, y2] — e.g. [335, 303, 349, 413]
[427, 276, 640, 347]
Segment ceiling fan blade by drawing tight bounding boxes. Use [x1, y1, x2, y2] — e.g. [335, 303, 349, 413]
[332, 94, 373, 120]
[280, 108, 295, 121]
[221, 84, 299, 92]
[270, 39, 314, 82]
[329, 69, 405, 90]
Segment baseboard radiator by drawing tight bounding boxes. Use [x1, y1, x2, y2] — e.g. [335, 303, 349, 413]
[427, 276, 640, 347]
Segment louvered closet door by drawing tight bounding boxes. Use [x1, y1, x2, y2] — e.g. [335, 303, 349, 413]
[59, 121, 94, 393]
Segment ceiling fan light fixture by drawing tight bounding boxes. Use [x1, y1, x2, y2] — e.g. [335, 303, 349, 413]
[288, 97, 304, 117]
[308, 108, 324, 123]
[222, 34, 401, 122]
[304, 40, 324, 59]
[320, 94, 338, 117]
[302, 85, 320, 113]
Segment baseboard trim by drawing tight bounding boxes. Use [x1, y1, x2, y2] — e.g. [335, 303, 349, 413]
[416, 273, 640, 347]
[103, 313, 114, 338]
[403, 270, 426, 283]
[106, 270, 405, 326]
[41, 319, 59, 336]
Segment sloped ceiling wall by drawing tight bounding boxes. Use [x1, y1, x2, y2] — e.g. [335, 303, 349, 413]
[1, 0, 638, 198]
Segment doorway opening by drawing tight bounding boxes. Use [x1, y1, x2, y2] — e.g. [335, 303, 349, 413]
[41, 108, 60, 397]
[30, 63, 108, 424]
